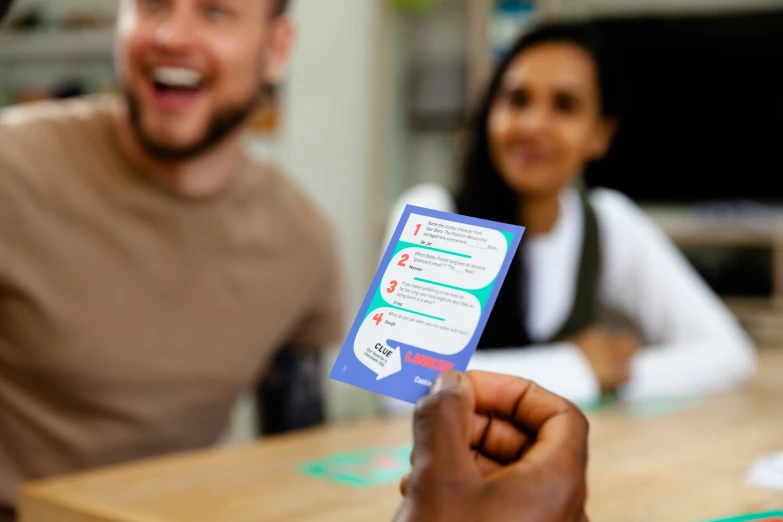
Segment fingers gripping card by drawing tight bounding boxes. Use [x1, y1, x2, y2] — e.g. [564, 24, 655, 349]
[329, 205, 524, 404]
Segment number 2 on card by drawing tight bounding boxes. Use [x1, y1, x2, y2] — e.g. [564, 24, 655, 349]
[372, 312, 384, 326]
[398, 254, 410, 267]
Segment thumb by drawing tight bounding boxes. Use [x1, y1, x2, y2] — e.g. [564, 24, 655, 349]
[411, 371, 477, 476]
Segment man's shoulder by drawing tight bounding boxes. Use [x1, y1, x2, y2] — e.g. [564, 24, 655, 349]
[0, 95, 110, 140]
[0, 96, 112, 193]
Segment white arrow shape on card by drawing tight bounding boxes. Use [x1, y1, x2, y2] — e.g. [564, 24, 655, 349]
[376, 344, 402, 380]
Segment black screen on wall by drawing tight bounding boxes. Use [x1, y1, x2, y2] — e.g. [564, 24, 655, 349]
[583, 9, 783, 204]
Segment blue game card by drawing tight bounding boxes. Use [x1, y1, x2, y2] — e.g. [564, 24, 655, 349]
[329, 205, 525, 404]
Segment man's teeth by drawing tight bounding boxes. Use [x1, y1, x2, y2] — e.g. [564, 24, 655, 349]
[153, 67, 202, 88]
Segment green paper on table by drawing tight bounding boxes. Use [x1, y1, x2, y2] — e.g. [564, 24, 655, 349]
[300, 444, 412, 488]
[578, 394, 704, 419]
[628, 396, 703, 419]
[699, 511, 783, 522]
[578, 394, 617, 413]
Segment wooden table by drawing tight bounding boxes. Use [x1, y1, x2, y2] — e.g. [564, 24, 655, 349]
[19, 349, 783, 522]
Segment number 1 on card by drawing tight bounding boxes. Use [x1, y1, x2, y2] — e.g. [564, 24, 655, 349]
[414, 224, 421, 236]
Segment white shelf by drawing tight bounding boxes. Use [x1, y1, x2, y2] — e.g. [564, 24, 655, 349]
[0, 28, 114, 61]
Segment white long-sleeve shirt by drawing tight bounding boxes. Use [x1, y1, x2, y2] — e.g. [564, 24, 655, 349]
[382, 184, 757, 412]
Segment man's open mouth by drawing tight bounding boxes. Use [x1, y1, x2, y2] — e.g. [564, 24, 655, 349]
[152, 66, 204, 94]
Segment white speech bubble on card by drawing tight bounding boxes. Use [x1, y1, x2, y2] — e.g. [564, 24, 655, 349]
[379, 272, 481, 326]
[353, 294, 480, 375]
[392, 214, 509, 290]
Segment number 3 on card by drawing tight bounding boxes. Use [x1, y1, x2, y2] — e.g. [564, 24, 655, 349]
[386, 280, 398, 293]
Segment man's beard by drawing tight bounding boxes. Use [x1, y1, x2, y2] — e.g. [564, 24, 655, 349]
[123, 87, 259, 163]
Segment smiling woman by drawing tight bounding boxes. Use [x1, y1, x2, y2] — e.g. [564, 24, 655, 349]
[383, 21, 757, 414]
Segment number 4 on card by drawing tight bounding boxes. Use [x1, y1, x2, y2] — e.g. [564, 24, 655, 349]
[372, 313, 384, 326]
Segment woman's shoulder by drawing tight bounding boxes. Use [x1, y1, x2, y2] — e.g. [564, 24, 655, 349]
[392, 183, 456, 213]
[586, 186, 679, 258]
[587, 186, 667, 236]
[587, 187, 644, 220]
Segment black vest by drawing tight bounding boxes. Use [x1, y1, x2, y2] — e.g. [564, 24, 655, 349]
[477, 190, 601, 349]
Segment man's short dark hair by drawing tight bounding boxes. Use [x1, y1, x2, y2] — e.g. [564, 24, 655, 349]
[1, 0, 14, 24]
[273, 0, 289, 16]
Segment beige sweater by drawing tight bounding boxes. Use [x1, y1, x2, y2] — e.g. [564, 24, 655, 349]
[0, 96, 344, 506]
